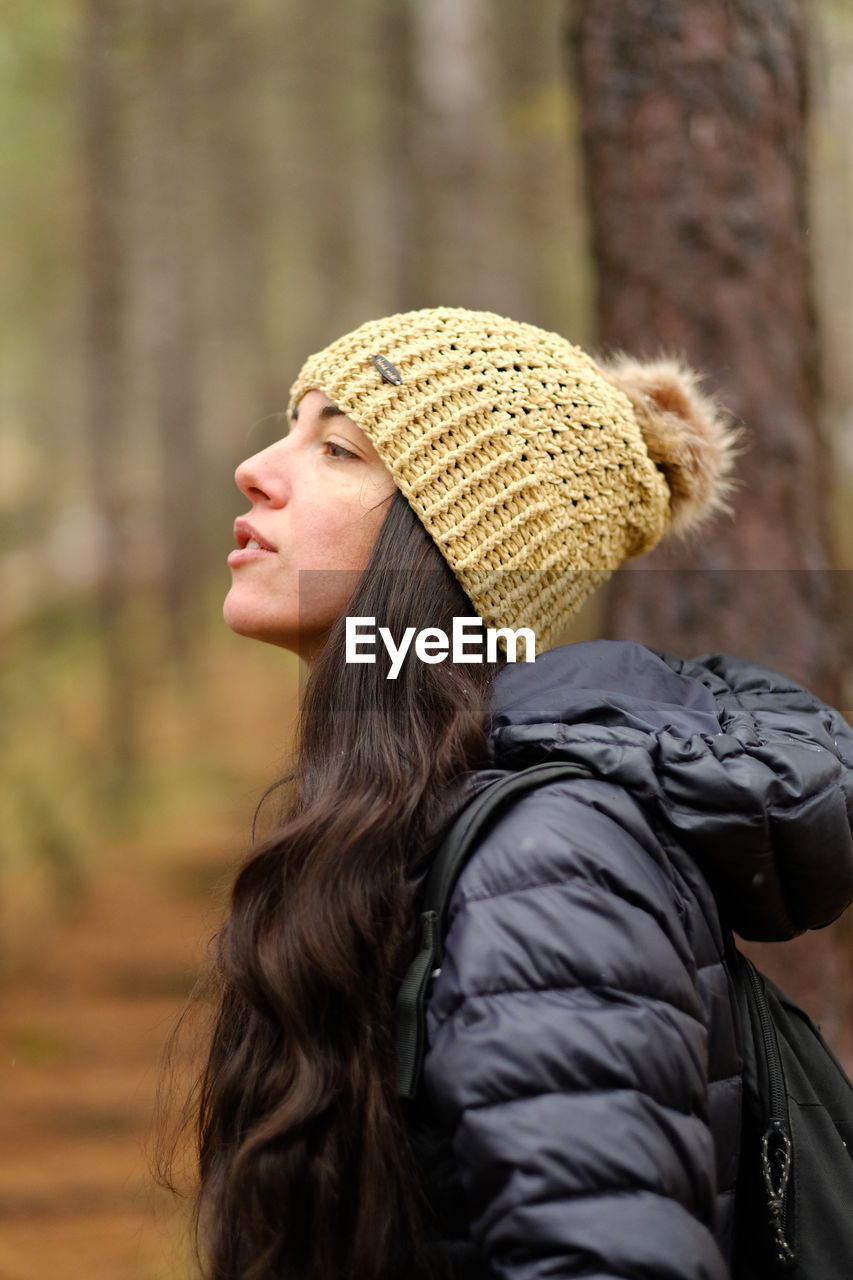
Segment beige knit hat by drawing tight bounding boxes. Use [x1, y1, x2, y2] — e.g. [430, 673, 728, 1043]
[287, 307, 737, 653]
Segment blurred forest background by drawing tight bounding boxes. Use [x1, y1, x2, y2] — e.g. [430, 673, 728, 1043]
[1, 1, 852, 1277]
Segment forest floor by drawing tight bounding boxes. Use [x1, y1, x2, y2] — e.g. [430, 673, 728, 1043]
[0, 827, 235, 1280]
[0, 620, 301, 1280]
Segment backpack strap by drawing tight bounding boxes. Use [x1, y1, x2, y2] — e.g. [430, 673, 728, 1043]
[395, 760, 594, 1099]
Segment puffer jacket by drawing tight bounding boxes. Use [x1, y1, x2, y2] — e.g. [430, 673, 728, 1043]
[408, 639, 853, 1280]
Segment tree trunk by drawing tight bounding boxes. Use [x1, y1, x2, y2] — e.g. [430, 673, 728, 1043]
[194, 0, 271, 447]
[140, 0, 202, 667]
[569, 0, 850, 1059]
[569, 0, 842, 706]
[80, 0, 136, 789]
[410, 0, 521, 314]
[495, 0, 593, 336]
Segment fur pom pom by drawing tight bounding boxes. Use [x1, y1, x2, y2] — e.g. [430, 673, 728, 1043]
[599, 353, 741, 536]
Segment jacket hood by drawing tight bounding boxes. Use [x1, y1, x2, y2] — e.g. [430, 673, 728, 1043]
[487, 640, 853, 942]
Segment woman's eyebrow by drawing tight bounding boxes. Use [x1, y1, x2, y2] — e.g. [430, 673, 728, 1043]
[291, 403, 346, 422]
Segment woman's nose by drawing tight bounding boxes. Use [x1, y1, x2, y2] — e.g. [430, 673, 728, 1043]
[234, 442, 289, 505]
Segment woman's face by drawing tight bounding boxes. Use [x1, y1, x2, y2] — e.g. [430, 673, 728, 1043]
[224, 389, 397, 661]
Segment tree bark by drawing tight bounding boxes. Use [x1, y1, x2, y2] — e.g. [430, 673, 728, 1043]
[570, 0, 850, 1058]
[569, 0, 842, 707]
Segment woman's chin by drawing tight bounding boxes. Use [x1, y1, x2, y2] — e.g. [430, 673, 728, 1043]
[224, 594, 281, 643]
[225, 598, 318, 661]
[222, 590, 251, 636]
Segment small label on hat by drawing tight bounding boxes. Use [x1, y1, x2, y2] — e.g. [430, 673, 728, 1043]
[370, 353, 403, 385]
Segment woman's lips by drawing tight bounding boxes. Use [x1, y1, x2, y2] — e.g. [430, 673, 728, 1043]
[230, 518, 278, 565]
[227, 544, 276, 567]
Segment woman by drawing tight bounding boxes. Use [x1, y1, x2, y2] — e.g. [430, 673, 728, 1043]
[195, 308, 853, 1280]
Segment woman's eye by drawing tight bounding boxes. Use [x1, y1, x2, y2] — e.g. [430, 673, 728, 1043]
[324, 441, 357, 460]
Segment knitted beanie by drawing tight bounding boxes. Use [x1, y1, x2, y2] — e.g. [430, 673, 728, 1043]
[287, 307, 737, 653]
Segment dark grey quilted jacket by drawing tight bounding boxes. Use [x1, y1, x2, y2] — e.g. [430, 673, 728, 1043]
[410, 640, 853, 1280]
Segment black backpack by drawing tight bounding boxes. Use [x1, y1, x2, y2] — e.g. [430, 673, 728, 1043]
[395, 760, 853, 1279]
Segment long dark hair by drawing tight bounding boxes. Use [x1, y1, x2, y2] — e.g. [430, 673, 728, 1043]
[178, 488, 504, 1280]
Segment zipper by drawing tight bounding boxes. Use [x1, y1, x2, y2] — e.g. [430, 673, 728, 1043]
[395, 910, 439, 1100]
[744, 957, 795, 1267]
